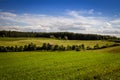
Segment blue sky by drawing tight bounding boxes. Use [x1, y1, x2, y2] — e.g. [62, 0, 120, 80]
[0, 0, 120, 37]
[0, 0, 120, 16]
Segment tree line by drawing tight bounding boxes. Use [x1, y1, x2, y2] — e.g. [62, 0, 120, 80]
[0, 43, 120, 52]
[0, 30, 119, 40]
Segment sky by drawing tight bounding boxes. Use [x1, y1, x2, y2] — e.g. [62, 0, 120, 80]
[0, 0, 120, 37]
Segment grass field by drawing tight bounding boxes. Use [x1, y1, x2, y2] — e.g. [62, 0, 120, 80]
[0, 46, 120, 80]
[0, 38, 120, 80]
[0, 37, 115, 47]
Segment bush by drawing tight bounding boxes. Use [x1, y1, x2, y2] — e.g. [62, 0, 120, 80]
[10, 46, 15, 51]
[81, 44, 85, 50]
[50, 35, 55, 39]
[67, 45, 72, 51]
[0, 46, 7, 52]
[46, 43, 53, 50]
[72, 45, 76, 50]
[86, 46, 92, 50]
[53, 45, 59, 51]
[94, 44, 100, 49]
[18, 46, 24, 52]
[75, 47, 81, 51]
[64, 36, 68, 40]
[27, 43, 36, 51]
[59, 45, 65, 51]
[15, 46, 19, 52]
[41, 43, 47, 50]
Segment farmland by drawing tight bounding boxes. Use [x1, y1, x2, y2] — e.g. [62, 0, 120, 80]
[0, 38, 120, 80]
[0, 37, 115, 47]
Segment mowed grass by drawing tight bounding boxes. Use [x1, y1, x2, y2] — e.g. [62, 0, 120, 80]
[0, 46, 120, 80]
[0, 37, 115, 47]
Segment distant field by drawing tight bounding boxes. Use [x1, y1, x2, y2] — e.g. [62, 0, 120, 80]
[0, 37, 115, 47]
[0, 46, 120, 80]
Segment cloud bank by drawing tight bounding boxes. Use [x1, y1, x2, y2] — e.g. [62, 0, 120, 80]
[0, 10, 120, 37]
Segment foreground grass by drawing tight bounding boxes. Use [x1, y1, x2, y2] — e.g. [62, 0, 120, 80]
[0, 46, 120, 80]
[0, 37, 115, 47]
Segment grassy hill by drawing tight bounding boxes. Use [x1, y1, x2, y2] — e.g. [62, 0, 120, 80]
[0, 38, 120, 80]
[0, 47, 120, 80]
[0, 37, 115, 47]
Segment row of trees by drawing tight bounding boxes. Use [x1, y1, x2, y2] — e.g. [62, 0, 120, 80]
[0, 43, 85, 52]
[0, 30, 119, 40]
[0, 43, 120, 52]
[86, 43, 120, 50]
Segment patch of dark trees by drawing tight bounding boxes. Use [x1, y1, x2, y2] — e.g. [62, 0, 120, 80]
[0, 43, 120, 52]
[0, 30, 120, 40]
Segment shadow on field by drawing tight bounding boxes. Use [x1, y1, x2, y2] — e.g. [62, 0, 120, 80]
[106, 46, 120, 53]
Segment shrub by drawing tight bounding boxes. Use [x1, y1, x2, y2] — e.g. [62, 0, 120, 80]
[94, 44, 100, 49]
[18, 46, 24, 52]
[27, 43, 36, 51]
[86, 46, 92, 50]
[41, 43, 47, 50]
[64, 36, 68, 40]
[10, 46, 15, 51]
[15, 46, 19, 52]
[46, 43, 53, 50]
[75, 47, 81, 51]
[53, 45, 59, 51]
[50, 35, 55, 39]
[81, 44, 85, 50]
[72, 45, 76, 50]
[0, 46, 7, 52]
[67, 45, 72, 51]
[59, 45, 65, 51]
[24, 45, 28, 51]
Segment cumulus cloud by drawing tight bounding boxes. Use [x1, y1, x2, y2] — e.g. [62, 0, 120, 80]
[0, 10, 120, 37]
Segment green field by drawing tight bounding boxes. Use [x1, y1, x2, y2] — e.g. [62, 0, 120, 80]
[0, 37, 115, 47]
[0, 38, 120, 80]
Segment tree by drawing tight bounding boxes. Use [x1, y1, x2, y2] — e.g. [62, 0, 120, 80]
[24, 45, 28, 51]
[46, 43, 53, 50]
[41, 43, 47, 50]
[94, 44, 99, 49]
[59, 45, 65, 51]
[67, 45, 72, 50]
[10, 46, 15, 51]
[18, 46, 24, 51]
[50, 35, 55, 39]
[15, 46, 19, 52]
[64, 36, 68, 40]
[72, 45, 76, 50]
[75, 47, 81, 51]
[53, 45, 59, 51]
[27, 43, 36, 51]
[0, 46, 7, 52]
[81, 44, 85, 50]
[86, 46, 92, 50]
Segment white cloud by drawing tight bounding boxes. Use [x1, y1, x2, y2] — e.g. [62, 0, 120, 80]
[0, 10, 120, 37]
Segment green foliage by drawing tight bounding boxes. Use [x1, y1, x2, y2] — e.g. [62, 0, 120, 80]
[18, 46, 24, 52]
[64, 36, 68, 40]
[67, 45, 72, 50]
[0, 30, 119, 40]
[0, 42, 120, 52]
[53, 45, 59, 51]
[86, 46, 92, 50]
[94, 44, 100, 49]
[75, 47, 81, 51]
[50, 35, 55, 39]
[27, 43, 36, 51]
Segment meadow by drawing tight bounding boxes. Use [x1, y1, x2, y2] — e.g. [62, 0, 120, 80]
[0, 37, 115, 47]
[0, 38, 120, 80]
